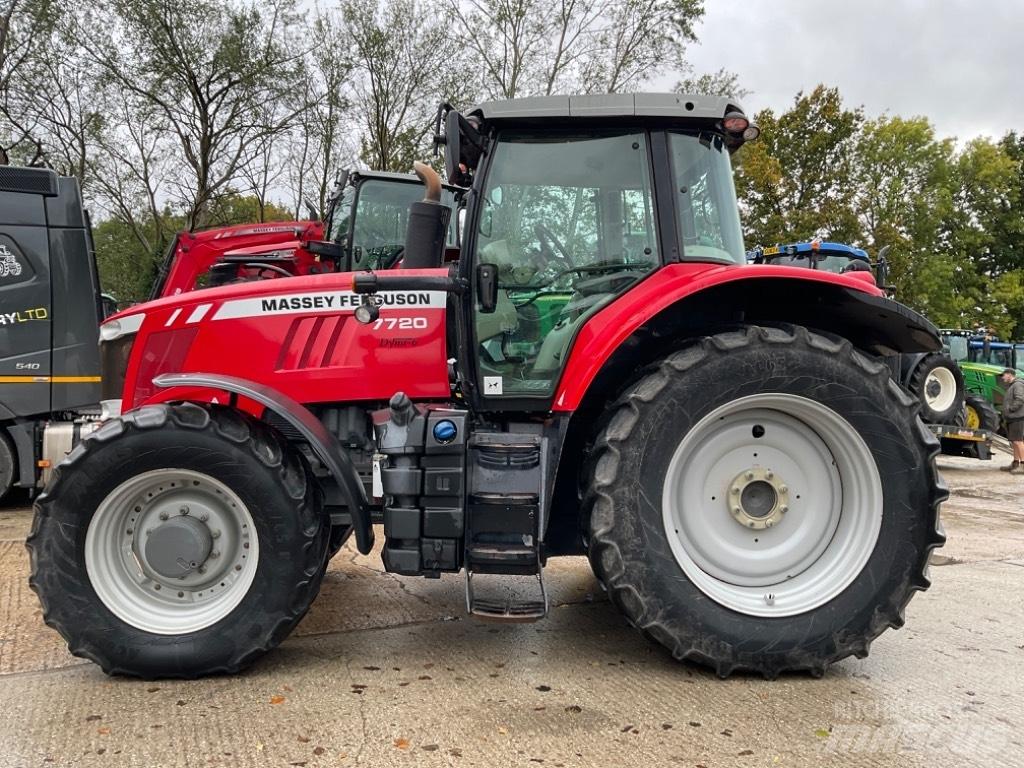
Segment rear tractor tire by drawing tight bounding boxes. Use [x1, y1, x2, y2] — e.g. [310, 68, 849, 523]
[909, 353, 965, 425]
[27, 402, 330, 678]
[583, 325, 946, 677]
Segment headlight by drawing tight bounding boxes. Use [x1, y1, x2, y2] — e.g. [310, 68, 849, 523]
[100, 312, 145, 341]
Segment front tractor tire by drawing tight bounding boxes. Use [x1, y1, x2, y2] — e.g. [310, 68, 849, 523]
[27, 403, 330, 678]
[584, 325, 946, 678]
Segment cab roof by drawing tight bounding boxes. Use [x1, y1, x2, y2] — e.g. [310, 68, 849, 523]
[350, 169, 459, 192]
[469, 93, 747, 124]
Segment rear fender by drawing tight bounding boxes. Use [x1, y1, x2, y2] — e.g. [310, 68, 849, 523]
[152, 372, 374, 554]
[553, 266, 941, 412]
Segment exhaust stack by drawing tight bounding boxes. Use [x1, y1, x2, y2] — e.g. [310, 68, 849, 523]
[402, 161, 450, 269]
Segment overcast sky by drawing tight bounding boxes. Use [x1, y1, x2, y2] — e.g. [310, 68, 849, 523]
[679, 0, 1019, 141]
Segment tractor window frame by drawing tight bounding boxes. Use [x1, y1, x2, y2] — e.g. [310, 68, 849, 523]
[460, 126, 668, 412]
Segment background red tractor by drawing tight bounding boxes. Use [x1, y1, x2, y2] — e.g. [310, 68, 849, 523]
[150, 170, 460, 298]
[29, 94, 945, 680]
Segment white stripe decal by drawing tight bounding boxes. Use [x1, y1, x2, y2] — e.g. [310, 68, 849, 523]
[165, 308, 182, 327]
[211, 290, 447, 321]
[186, 303, 212, 324]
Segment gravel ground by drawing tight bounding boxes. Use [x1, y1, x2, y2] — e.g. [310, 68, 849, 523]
[0, 453, 1021, 768]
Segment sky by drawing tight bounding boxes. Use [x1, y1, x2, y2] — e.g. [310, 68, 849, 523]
[680, 0, 1020, 142]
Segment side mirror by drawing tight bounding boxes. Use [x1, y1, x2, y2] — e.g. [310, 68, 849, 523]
[440, 107, 484, 185]
[476, 263, 498, 314]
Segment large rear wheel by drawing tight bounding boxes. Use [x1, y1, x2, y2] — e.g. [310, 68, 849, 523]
[583, 325, 946, 677]
[28, 403, 329, 678]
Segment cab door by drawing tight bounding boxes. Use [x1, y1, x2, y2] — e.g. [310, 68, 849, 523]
[466, 130, 661, 409]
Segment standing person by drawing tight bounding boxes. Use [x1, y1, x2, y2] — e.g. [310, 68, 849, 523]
[999, 368, 1024, 474]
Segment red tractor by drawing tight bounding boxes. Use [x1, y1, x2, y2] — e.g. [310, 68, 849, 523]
[150, 170, 460, 298]
[28, 94, 945, 679]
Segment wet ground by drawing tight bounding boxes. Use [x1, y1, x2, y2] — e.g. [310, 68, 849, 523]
[1, 454, 1022, 767]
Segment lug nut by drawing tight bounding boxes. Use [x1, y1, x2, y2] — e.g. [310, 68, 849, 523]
[766, 471, 774, 479]
[209, 550, 220, 559]
[764, 593, 775, 605]
[779, 486, 788, 494]
[766, 520, 774, 528]
[745, 471, 754, 480]
[731, 487, 740, 494]
[780, 505, 789, 514]
[198, 566, 207, 574]
[159, 512, 169, 521]
[211, 529, 221, 539]
[180, 505, 190, 515]
[199, 512, 209, 522]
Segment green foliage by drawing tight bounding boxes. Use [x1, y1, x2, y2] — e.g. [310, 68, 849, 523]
[736, 85, 1024, 340]
[735, 86, 863, 247]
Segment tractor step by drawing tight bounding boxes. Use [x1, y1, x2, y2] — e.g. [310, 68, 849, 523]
[465, 569, 548, 622]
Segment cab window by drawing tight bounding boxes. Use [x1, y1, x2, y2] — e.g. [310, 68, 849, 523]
[669, 132, 745, 263]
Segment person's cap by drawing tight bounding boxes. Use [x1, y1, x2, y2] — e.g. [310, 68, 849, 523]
[1002, 368, 1016, 376]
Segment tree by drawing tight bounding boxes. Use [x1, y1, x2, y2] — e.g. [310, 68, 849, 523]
[447, 0, 706, 99]
[84, 0, 308, 229]
[674, 68, 747, 99]
[342, 0, 471, 171]
[734, 86, 864, 248]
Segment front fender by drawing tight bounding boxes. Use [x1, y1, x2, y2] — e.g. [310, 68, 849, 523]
[152, 372, 374, 554]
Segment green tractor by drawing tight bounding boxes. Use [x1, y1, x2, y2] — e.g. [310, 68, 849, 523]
[940, 330, 1023, 432]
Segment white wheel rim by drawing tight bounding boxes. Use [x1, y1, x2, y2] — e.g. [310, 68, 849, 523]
[85, 469, 259, 635]
[924, 367, 957, 413]
[661, 394, 882, 617]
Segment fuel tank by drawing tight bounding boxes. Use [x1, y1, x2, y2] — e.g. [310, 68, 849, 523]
[103, 270, 451, 410]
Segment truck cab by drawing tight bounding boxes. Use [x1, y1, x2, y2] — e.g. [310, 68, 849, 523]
[0, 167, 103, 498]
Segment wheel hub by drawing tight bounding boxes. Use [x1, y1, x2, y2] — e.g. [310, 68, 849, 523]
[728, 468, 789, 529]
[144, 515, 213, 578]
[926, 379, 941, 398]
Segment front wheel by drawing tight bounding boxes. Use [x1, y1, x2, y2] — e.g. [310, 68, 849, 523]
[27, 403, 329, 678]
[583, 325, 946, 677]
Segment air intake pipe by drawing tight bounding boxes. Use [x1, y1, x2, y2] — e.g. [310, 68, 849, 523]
[402, 161, 451, 269]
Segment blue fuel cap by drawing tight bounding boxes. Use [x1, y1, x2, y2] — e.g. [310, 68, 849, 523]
[433, 419, 457, 444]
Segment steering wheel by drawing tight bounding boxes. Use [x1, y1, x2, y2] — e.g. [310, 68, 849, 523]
[240, 263, 296, 280]
[534, 223, 575, 267]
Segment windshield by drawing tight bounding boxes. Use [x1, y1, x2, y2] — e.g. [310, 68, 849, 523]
[669, 132, 745, 263]
[351, 179, 457, 270]
[969, 344, 1014, 368]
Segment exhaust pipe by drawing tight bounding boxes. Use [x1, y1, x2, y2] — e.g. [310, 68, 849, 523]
[414, 161, 442, 203]
[402, 161, 451, 269]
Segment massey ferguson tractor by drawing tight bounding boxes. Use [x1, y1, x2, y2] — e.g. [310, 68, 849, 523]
[28, 94, 946, 679]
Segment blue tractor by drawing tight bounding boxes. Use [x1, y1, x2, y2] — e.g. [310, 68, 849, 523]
[748, 239, 889, 284]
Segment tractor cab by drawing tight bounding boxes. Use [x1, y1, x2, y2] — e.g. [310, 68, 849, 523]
[320, 169, 461, 272]
[436, 94, 752, 401]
